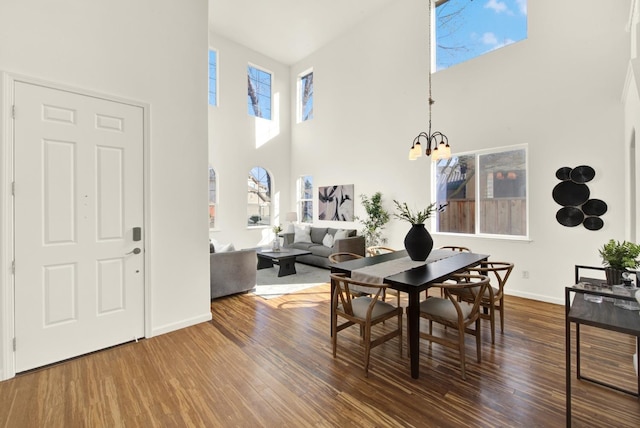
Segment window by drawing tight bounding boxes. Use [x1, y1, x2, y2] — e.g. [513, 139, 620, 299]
[435, 0, 527, 71]
[247, 65, 272, 120]
[298, 70, 314, 122]
[247, 167, 271, 226]
[434, 146, 527, 237]
[297, 175, 313, 223]
[208, 166, 217, 228]
[208, 49, 217, 106]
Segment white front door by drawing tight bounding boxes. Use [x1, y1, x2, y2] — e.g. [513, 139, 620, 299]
[13, 81, 145, 372]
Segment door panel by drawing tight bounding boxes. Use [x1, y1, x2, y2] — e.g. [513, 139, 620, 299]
[14, 82, 144, 372]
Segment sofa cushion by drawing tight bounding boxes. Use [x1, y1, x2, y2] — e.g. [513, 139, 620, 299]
[322, 233, 334, 248]
[309, 244, 333, 258]
[310, 227, 328, 244]
[290, 242, 316, 251]
[328, 228, 357, 238]
[294, 224, 312, 243]
[334, 229, 349, 241]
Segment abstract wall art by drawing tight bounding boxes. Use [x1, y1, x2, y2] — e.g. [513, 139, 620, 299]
[318, 184, 354, 221]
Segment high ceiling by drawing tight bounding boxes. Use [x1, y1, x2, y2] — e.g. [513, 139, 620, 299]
[209, 0, 398, 65]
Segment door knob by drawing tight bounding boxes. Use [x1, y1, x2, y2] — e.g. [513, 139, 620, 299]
[126, 248, 141, 255]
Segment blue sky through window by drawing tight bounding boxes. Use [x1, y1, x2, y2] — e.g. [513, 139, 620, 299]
[436, 0, 527, 71]
[208, 50, 217, 106]
[248, 66, 272, 120]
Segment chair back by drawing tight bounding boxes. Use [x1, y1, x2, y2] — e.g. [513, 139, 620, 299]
[439, 273, 490, 323]
[328, 252, 363, 264]
[330, 273, 388, 318]
[468, 262, 514, 299]
[366, 246, 396, 257]
[439, 245, 471, 253]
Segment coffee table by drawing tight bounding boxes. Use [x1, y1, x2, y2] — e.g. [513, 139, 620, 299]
[257, 248, 312, 277]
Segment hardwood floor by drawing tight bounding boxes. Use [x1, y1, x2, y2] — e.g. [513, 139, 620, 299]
[1, 283, 639, 427]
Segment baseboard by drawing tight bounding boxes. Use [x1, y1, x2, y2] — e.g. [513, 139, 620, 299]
[150, 312, 212, 337]
[506, 290, 563, 306]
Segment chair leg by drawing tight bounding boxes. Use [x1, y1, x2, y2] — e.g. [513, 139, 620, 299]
[489, 302, 496, 345]
[332, 316, 338, 358]
[499, 297, 505, 333]
[363, 323, 372, 377]
[475, 319, 482, 363]
[458, 328, 466, 380]
[398, 313, 403, 356]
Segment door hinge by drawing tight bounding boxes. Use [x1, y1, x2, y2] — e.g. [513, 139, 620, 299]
[11, 182, 15, 196]
[13, 338, 16, 352]
[11, 260, 15, 274]
[11, 105, 15, 119]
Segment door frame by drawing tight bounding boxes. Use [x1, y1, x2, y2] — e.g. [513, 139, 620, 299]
[0, 72, 152, 381]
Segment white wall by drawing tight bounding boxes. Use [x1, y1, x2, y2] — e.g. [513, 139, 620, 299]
[0, 0, 211, 380]
[291, 0, 633, 304]
[208, 33, 292, 249]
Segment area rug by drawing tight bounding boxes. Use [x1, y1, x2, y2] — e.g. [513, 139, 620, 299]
[253, 263, 330, 299]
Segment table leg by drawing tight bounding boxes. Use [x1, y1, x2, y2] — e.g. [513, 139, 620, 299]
[565, 288, 572, 427]
[408, 290, 421, 379]
[257, 255, 273, 270]
[277, 256, 297, 277]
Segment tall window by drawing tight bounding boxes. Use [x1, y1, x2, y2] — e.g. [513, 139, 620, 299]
[298, 70, 314, 122]
[247, 167, 271, 227]
[298, 175, 313, 223]
[208, 166, 217, 228]
[208, 49, 217, 106]
[247, 65, 272, 120]
[434, 146, 527, 237]
[435, 0, 527, 71]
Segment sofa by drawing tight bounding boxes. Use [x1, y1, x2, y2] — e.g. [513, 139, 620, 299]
[281, 226, 365, 269]
[210, 247, 257, 299]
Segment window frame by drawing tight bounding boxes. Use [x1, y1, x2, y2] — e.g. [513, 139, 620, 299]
[208, 165, 217, 230]
[247, 166, 272, 228]
[208, 48, 218, 107]
[247, 63, 273, 120]
[297, 68, 314, 123]
[297, 175, 313, 224]
[431, 144, 529, 240]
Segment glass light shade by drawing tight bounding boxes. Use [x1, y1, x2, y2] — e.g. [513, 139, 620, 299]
[414, 142, 422, 158]
[439, 142, 451, 160]
[431, 147, 441, 161]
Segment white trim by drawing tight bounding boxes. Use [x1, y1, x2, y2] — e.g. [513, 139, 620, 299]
[0, 71, 152, 380]
[150, 313, 212, 337]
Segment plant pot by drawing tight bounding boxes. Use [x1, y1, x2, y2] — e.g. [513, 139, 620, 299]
[605, 267, 625, 286]
[404, 223, 433, 261]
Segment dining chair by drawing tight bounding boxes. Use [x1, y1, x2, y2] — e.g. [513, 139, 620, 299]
[438, 245, 472, 253]
[366, 246, 396, 257]
[328, 252, 363, 263]
[329, 272, 403, 377]
[460, 261, 514, 344]
[415, 273, 489, 380]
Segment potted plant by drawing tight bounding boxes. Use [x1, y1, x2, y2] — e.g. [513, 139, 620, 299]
[355, 192, 390, 249]
[598, 239, 640, 285]
[393, 200, 447, 261]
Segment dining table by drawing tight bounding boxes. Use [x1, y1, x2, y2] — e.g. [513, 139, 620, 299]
[330, 248, 490, 379]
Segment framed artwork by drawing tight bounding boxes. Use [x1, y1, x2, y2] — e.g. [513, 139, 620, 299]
[318, 184, 354, 221]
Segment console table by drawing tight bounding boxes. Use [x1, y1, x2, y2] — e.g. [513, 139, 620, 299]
[565, 279, 640, 427]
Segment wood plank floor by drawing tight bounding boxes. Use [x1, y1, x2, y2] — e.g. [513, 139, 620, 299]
[1, 283, 639, 427]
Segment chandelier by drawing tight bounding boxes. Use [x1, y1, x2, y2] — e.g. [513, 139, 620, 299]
[408, 0, 451, 162]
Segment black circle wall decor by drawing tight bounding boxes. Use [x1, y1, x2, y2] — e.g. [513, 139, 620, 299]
[552, 165, 606, 231]
[581, 199, 607, 216]
[583, 216, 604, 231]
[555, 166, 572, 181]
[570, 165, 595, 184]
[556, 207, 584, 227]
[552, 181, 590, 206]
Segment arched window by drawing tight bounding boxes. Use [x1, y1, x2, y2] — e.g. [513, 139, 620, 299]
[208, 166, 217, 228]
[247, 166, 271, 227]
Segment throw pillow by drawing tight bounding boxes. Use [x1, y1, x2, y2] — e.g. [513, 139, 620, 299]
[218, 243, 235, 252]
[293, 225, 312, 243]
[322, 233, 334, 248]
[334, 229, 349, 241]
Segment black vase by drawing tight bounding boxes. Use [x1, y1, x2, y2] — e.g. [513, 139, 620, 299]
[605, 267, 626, 286]
[404, 224, 434, 261]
